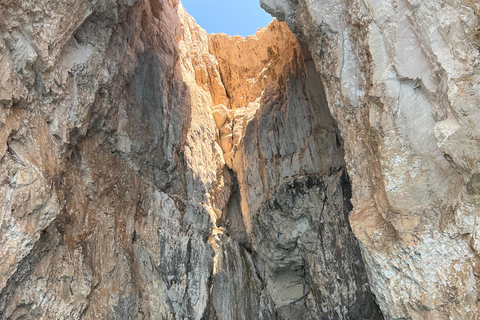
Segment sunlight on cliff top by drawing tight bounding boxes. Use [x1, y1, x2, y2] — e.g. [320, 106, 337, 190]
[180, 0, 274, 37]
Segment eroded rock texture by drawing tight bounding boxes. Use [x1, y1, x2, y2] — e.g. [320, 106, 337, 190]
[260, 0, 480, 318]
[0, 0, 379, 319]
[1, 0, 478, 319]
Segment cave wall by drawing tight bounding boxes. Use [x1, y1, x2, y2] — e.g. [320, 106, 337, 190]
[0, 0, 478, 319]
[260, 0, 480, 318]
[0, 0, 211, 318]
[0, 0, 379, 318]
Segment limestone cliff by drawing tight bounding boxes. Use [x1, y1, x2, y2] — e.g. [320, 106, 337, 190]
[0, 0, 478, 319]
[260, 0, 480, 318]
[0, 0, 379, 318]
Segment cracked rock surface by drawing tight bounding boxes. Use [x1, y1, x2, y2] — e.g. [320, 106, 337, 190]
[1, 0, 478, 319]
[0, 0, 379, 318]
[260, 0, 480, 318]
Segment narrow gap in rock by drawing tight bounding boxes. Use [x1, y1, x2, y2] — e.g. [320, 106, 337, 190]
[177, 6, 383, 317]
[219, 170, 249, 249]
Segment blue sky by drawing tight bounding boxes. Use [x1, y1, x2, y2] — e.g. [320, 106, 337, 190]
[181, 0, 274, 36]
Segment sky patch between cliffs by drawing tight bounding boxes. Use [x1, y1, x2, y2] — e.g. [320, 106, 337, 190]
[181, 0, 274, 36]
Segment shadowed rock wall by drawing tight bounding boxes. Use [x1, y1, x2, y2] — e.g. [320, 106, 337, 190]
[260, 0, 480, 318]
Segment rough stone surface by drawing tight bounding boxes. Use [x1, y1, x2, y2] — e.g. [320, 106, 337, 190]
[0, 0, 215, 318]
[209, 22, 299, 110]
[179, 7, 381, 319]
[1, 0, 478, 319]
[0, 0, 379, 318]
[228, 39, 381, 319]
[260, 0, 480, 318]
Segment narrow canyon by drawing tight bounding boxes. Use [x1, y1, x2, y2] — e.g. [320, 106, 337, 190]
[0, 0, 479, 319]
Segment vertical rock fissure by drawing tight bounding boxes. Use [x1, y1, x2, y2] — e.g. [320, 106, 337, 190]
[0, 230, 57, 317]
[203, 18, 383, 319]
[220, 171, 249, 248]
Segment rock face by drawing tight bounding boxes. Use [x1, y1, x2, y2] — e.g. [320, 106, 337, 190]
[0, 0, 478, 319]
[260, 0, 480, 318]
[0, 0, 380, 318]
